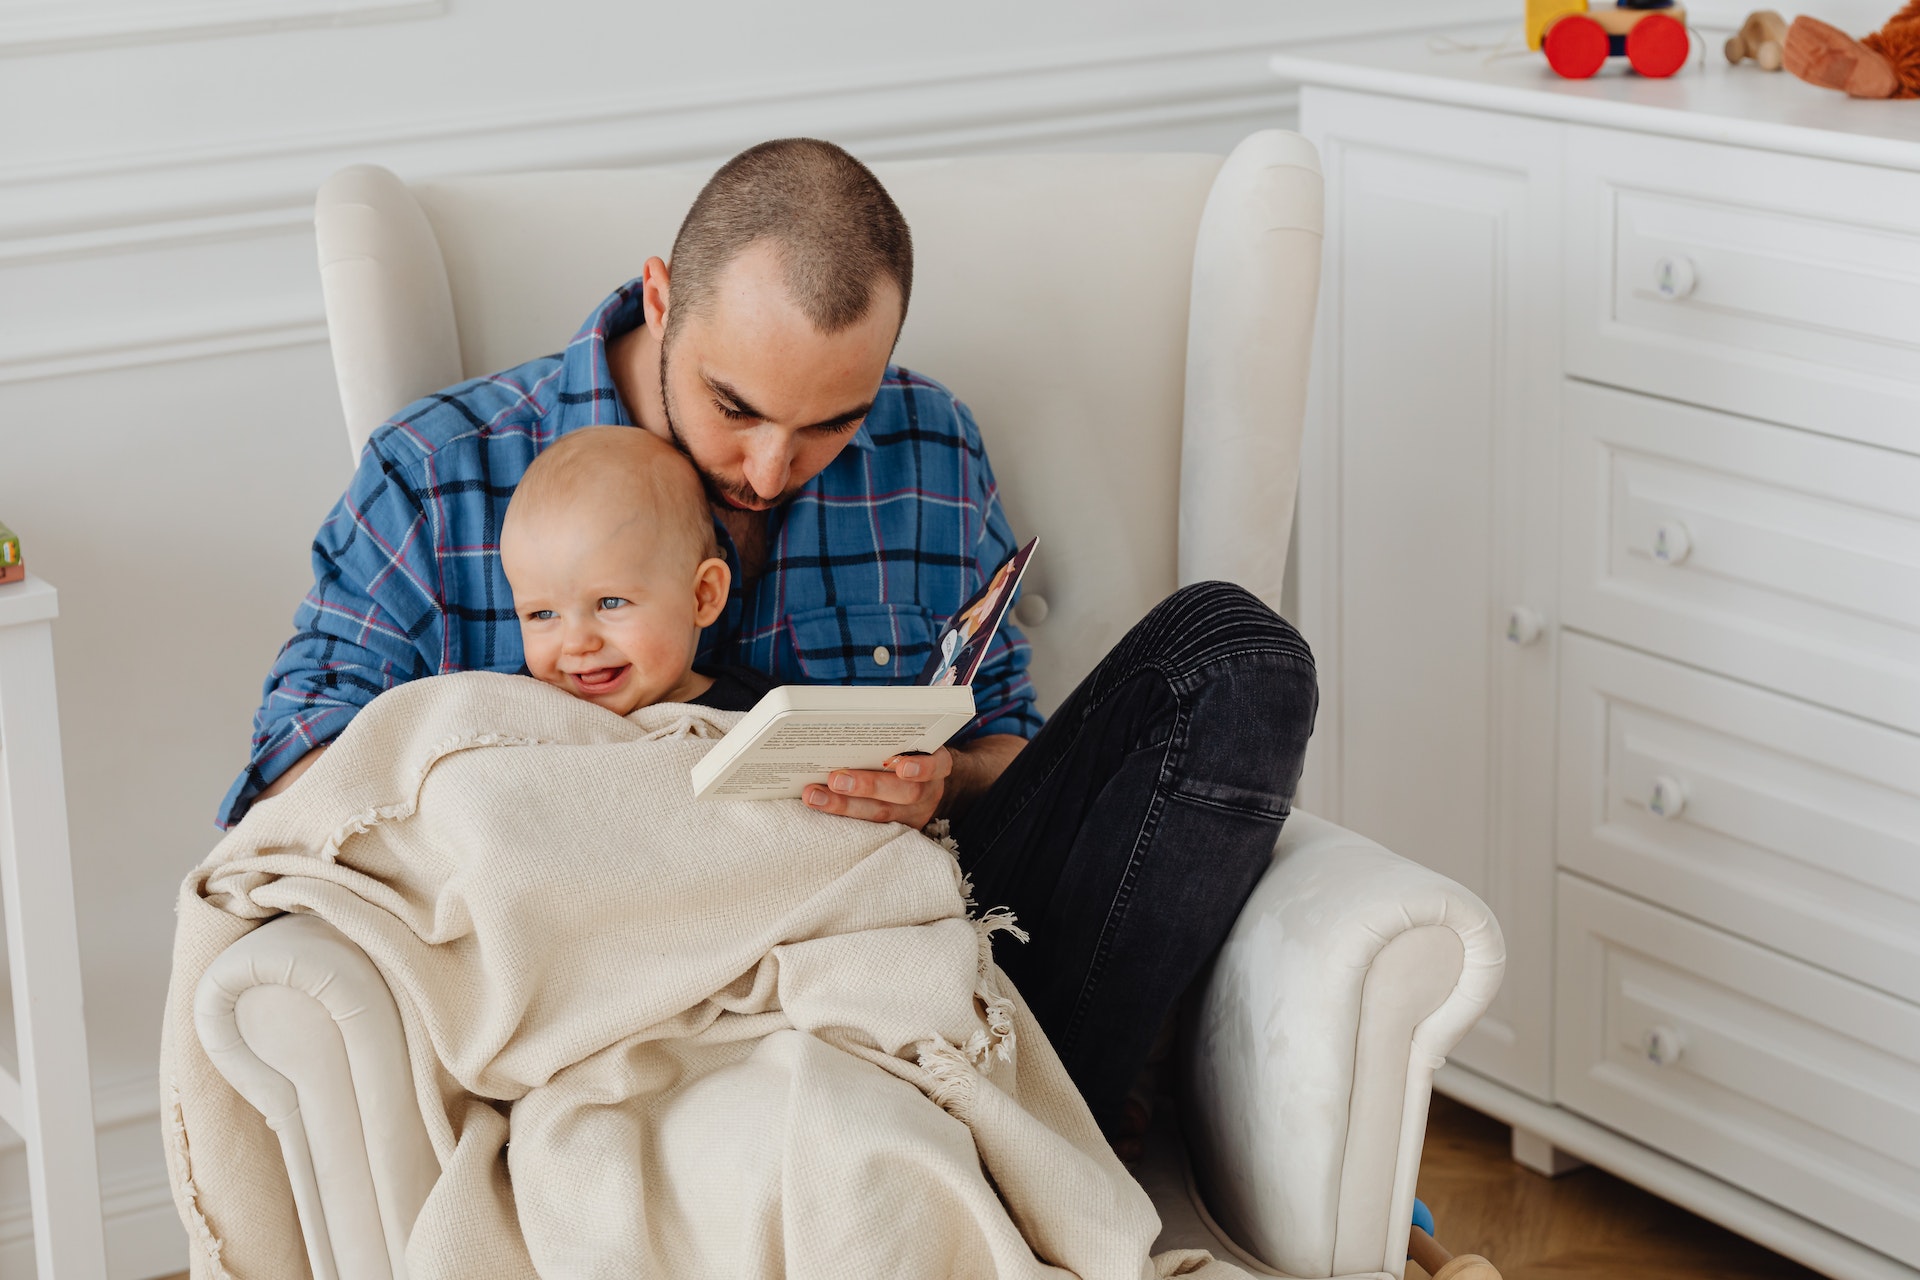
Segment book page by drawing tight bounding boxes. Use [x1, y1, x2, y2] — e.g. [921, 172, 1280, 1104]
[699, 712, 954, 798]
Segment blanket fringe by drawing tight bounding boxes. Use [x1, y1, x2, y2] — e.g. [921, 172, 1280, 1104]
[164, 1080, 237, 1280]
[919, 818, 1028, 1073]
[324, 730, 551, 861]
[643, 712, 725, 743]
[973, 906, 1028, 956]
[322, 718, 720, 858]
[916, 1039, 980, 1120]
[322, 710, 725, 859]
[917, 905, 1029, 1113]
[922, 817, 962, 859]
[968, 909, 1027, 1069]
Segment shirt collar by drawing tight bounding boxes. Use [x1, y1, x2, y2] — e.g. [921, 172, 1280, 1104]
[556, 276, 877, 454]
[554, 278, 643, 434]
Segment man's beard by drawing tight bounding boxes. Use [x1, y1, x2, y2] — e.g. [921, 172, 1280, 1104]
[659, 349, 803, 513]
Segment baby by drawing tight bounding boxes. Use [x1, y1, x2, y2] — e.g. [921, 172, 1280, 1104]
[502, 425, 763, 715]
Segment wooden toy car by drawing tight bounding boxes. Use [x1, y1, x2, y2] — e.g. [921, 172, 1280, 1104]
[1529, 0, 1691, 78]
[0, 521, 21, 586]
[1726, 8, 1788, 69]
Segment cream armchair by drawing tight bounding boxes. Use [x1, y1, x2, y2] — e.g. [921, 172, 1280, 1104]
[195, 132, 1504, 1280]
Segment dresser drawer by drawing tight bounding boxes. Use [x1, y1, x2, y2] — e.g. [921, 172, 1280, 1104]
[1561, 381, 1920, 734]
[1556, 874, 1920, 1265]
[1566, 127, 1920, 455]
[1558, 632, 1920, 1003]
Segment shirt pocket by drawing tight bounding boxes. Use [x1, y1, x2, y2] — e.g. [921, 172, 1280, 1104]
[787, 603, 939, 685]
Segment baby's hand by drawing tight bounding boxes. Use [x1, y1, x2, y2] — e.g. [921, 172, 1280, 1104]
[803, 749, 952, 829]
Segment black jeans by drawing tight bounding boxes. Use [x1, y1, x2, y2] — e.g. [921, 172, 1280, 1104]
[951, 581, 1318, 1135]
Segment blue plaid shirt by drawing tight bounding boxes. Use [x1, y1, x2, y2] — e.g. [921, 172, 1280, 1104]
[220, 280, 1038, 827]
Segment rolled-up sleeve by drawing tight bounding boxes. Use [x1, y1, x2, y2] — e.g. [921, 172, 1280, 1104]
[217, 438, 441, 827]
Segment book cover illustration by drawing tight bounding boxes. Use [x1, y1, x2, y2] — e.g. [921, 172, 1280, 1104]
[917, 537, 1037, 688]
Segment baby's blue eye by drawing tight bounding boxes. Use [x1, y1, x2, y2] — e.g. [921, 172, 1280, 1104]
[599, 597, 628, 611]
[527, 609, 555, 621]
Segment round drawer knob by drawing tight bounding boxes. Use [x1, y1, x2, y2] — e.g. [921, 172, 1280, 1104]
[1654, 255, 1698, 301]
[1648, 775, 1688, 820]
[1644, 1025, 1686, 1068]
[1505, 605, 1545, 647]
[1651, 521, 1692, 566]
[1012, 592, 1050, 628]
[871, 645, 891, 667]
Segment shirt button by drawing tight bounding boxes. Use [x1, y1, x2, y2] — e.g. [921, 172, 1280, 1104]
[872, 645, 891, 666]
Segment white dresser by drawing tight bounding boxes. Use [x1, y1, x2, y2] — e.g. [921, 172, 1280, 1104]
[1274, 26, 1920, 1280]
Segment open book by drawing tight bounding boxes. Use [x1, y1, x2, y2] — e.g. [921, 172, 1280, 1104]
[691, 538, 1036, 799]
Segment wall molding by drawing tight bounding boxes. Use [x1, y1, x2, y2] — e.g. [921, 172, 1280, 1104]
[0, 200, 330, 384]
[0, 7, 1398, 385]
[0, 1162, 183, 1280]
[0, 6, 1502, 239]
[0, 1168, 182, 1280]
[0, 317, 332, 387]
[0, 1069, 158, 1155]
[0, 204, 310, 270]
[0, 1072, 184, 1279]
[0, 0, 442, 58]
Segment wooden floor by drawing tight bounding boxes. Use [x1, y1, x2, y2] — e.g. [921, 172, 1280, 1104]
[157, 1094, 1829, 1280]
[1413, 1093, 1823, 1280]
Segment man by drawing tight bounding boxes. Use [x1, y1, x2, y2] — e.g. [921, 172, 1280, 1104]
[227, 138, 1316, 1156]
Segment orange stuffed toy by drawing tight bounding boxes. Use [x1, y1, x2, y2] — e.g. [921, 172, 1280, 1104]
[1785, 2, 1920, 97]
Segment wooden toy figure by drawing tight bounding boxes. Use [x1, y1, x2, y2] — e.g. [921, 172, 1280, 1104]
[1409, 1200, 1503, 1279]
[1727, 9, 1789, 68]
[0, 521, 22, 586]
[1529, 0, 1692, 79]
[1411, 1226, 1502, 1280]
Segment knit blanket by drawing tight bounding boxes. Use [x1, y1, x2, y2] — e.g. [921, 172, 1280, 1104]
[161, 672, 1247, 1280]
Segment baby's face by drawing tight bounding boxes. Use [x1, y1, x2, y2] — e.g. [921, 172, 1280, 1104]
[503, 507, 719, 717]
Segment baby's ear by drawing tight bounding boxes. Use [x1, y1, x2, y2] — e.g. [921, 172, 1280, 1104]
[693, 556, 731, 626]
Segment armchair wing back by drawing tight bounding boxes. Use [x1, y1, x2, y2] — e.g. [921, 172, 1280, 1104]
[315, 132, 1322, 708]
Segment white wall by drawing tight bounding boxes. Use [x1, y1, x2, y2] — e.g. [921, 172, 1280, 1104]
[0, 0, 1519, 1273]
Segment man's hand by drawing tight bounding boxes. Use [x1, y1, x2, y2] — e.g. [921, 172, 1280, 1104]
[802, 733, 1025, 828]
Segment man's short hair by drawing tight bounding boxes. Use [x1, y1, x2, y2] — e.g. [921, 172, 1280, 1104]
[665, 138, 912, 345]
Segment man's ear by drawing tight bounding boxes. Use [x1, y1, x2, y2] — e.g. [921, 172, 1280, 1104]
[642, 256, 671, 336]
[692, 555, 731, 627]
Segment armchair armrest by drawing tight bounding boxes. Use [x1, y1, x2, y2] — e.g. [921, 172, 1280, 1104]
[194, 913, 438, 1280]
[1182, 811, 1505, 1280]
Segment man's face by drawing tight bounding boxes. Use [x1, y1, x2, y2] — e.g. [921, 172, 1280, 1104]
[656, 241, 901, 512]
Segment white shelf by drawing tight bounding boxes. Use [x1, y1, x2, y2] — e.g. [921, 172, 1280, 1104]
[0, 574, 108, 1279]
[0, 576, 56, 630]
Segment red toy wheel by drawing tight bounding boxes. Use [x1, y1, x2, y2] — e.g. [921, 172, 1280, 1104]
[1627, 12, 1690, 77]
[1543, 14, 1610, 79]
